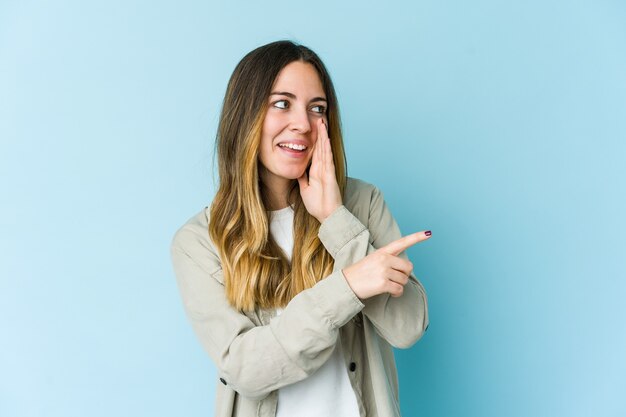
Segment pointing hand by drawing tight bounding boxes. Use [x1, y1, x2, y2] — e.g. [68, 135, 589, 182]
[342, 231, 432, 299]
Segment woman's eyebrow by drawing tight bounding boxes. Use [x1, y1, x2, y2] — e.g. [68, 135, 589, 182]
[270, 91, 327, 102]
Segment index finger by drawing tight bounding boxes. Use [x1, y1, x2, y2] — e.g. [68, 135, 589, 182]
[321, 119, 335, 170]
[379, 231, 432, 256]
[315, 118, 324, 163]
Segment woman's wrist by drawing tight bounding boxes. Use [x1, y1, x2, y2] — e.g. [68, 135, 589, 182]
[318, 203, 342, 224]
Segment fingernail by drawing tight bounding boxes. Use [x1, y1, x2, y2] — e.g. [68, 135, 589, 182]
[425, 230, 432, 236]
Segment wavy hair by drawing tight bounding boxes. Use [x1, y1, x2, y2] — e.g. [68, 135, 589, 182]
[209, 40, 347, 312]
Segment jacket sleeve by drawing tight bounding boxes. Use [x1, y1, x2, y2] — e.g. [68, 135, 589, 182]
[170, 226, 364, 401]
[318, 186, 429, 349]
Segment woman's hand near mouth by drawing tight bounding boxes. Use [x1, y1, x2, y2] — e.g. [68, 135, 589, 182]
[297, 118, 342, 223]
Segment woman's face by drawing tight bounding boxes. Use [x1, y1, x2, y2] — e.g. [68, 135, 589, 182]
[258, 61, 327, 188]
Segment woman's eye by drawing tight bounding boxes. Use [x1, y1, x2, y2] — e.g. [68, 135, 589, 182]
[273, 100, 289, 109]
[311, 105, 326, 114]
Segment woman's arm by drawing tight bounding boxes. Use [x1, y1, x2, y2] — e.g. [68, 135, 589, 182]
[170, 226, 364, 401]
[318, 186, 429, 349]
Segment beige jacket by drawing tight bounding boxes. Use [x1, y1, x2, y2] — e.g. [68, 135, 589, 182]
[170, 177, 429, 417]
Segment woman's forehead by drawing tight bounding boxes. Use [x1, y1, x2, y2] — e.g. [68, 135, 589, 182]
[272, 61, 325, 97]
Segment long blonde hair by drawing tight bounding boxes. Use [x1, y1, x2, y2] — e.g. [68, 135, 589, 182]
[209, 41, 348, 312]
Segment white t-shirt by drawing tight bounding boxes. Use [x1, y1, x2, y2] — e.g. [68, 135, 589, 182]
[268, 206, 360, 417]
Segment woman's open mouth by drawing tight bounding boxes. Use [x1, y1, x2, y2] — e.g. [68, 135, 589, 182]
[277, 142, 308, 158]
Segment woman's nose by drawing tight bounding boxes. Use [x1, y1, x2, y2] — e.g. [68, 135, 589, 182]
[288, 108, 312, 134]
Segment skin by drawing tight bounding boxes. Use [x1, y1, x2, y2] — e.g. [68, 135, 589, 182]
[258, 60, 432, 299]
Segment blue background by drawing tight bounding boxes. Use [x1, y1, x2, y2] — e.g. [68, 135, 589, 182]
[2, 1, 625, 416]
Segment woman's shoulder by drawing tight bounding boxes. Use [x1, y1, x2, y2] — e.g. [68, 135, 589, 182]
[343, 176, 388, 226]
[344, 176, 381, 207]
[170, 206, 222, 275]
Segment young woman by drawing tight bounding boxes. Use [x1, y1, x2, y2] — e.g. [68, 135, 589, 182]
[171, 40, 431, 417]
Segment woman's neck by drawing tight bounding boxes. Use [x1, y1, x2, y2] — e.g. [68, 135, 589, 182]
[259, 170, 293, 211]
[265, 193, 290, 211]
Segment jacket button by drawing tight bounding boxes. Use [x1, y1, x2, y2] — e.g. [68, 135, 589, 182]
[349, 362, 356, 372]
[219, 378, 227, 385]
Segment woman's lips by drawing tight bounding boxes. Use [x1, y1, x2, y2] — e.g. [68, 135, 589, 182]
[277, 145, 308, 158]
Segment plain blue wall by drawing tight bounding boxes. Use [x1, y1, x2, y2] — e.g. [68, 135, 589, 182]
[1, 1, 625, 416]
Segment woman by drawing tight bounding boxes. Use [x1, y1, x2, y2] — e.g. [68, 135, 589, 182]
[170, 40, 430, 417]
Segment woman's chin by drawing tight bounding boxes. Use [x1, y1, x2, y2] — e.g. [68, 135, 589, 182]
[280, 167, 308, 180]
